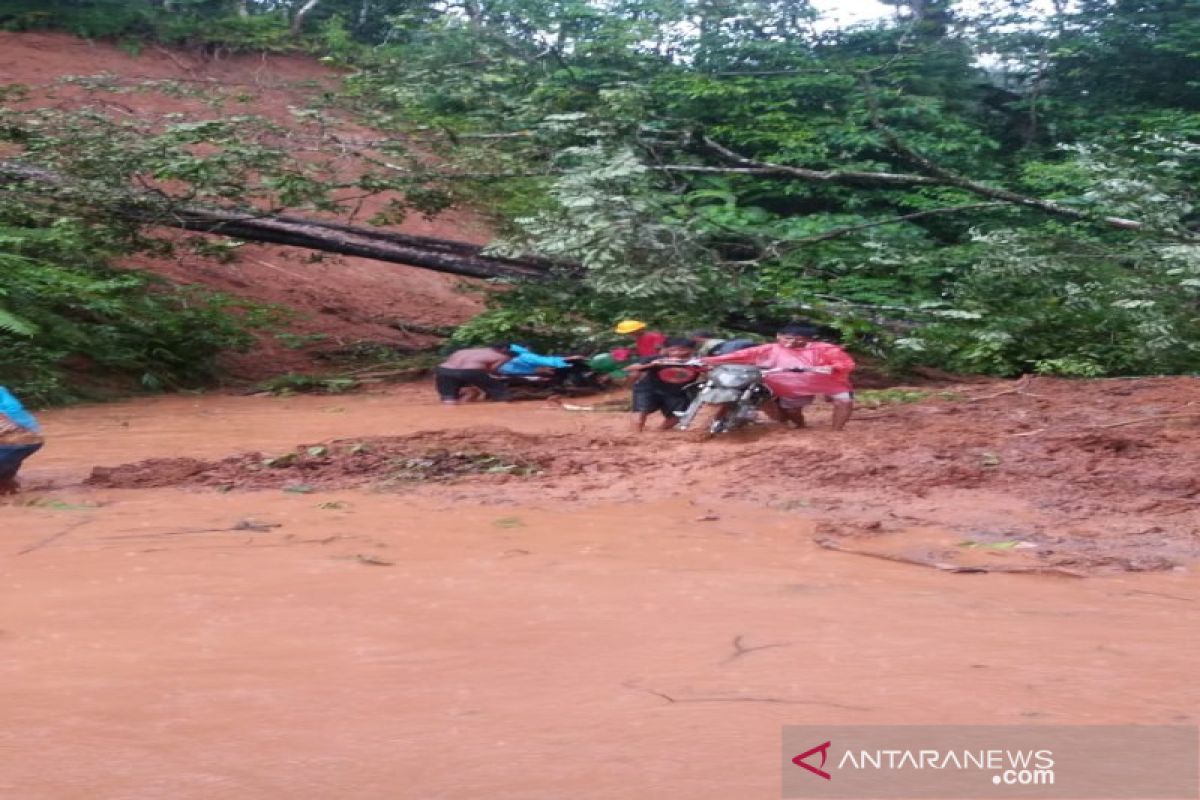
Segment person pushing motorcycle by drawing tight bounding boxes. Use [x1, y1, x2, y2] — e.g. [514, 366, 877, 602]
[700, 323, 856, 431]
[434, 344, 514, 404]
[626, 337, 702, 432]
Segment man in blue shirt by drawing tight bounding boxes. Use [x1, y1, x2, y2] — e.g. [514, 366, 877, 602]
[0, 386, 43, 494]
[498, 344, 575, 376]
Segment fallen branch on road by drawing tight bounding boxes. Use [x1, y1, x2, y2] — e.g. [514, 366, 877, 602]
[813, 535, 1087, 578]
[101, 519, 281, 539]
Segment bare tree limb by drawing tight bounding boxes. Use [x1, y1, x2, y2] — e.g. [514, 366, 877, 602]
[698, 135, 944, 187]
[678, 123, 1197, 241]
[289, 0, 322, 35]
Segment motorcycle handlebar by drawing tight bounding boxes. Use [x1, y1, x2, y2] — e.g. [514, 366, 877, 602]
[676, 361, 827, 374]
[679, 361, 810, 372]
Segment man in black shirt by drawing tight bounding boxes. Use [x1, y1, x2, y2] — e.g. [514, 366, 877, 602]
[626, 338, 702, 432]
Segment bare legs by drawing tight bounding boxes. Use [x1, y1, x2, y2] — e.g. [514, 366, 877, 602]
[763, 399, 806, 428]
[632, 413, 679, 432]
[766, 397, 852, 430]
[830, 398, 853, 431]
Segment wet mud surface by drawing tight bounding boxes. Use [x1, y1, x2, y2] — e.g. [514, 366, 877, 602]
[82, 377, 1200, 573]
[3, 377, 1198, 799]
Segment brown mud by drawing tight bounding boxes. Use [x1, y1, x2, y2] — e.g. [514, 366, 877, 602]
[3, 377, 1199, 798]
[79, 376, 1200, 573]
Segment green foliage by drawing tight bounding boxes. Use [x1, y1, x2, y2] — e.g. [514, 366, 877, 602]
[0, 1, 295, 52]
[889, 228, 1200, 376]
[0, 218, 266, 405]
[855, 389, 935, 408]
[274, 332, 330, 350]
[0, 0, 154, 39]
[496, 146, 726, 300]
[258, 374, 360, 395]
[5, 0, 1200, 382]
[448, 303, 590, 352]
[384, 0, 1200, 377]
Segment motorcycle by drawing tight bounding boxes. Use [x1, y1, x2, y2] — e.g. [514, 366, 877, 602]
[497, 358, 610, 400]
[675, 365, 804, 439]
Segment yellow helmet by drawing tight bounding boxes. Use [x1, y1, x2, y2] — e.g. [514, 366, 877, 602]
[614, 319, 647, 335]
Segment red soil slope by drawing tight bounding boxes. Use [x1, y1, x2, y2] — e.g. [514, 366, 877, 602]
[0, 32, 491, 378]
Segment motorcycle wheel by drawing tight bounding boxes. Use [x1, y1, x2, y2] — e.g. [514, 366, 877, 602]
[682, 404, 726, 441]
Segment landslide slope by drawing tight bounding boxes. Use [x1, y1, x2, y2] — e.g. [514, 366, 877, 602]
[0, 31, 491, 378]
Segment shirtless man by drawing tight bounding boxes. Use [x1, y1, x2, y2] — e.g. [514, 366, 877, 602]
[434, 345, 513, 405]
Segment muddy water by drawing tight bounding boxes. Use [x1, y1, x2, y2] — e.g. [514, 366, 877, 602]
[3, 388, 1198, 799]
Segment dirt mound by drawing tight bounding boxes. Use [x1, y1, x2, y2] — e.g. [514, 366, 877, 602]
[720, 376, 1200, 573]
[86, 427, 652, 492]
[0, 32, 491, 379]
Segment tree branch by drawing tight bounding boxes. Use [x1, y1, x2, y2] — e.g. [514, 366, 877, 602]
[672, 123, 1197, 242]
[855, 77, 1190, 238]
[696, 135, 944, 187]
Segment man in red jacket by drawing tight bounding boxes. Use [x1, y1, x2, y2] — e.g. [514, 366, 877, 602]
[612, 320, 666, 359]
[701, 323, 856, 430]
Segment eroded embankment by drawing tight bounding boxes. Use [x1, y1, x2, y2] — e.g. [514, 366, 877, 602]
[0, 31, 491, 378]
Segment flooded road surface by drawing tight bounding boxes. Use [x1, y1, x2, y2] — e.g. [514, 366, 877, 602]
[3, 387, 1198, 799]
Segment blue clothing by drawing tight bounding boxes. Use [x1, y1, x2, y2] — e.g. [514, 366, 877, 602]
[499, 345, 571, 376]
[0, 387, 39, 433]
[0, 387, 41, 485]
[0, 443, 42, 481]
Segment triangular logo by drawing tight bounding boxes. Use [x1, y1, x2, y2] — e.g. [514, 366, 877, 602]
[792, 740, 833, 780]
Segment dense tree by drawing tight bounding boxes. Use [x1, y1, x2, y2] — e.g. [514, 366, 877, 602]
[1, 0, 1198, 397]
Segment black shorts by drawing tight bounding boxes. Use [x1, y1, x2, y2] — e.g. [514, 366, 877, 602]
[631, 384, 690, 417]
[435, 367, 511, 401]
[0, 442, 43, 481]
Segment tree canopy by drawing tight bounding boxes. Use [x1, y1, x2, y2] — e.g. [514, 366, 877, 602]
[2, 0, 1199, 399]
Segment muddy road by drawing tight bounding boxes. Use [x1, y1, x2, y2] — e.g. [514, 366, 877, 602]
[3, 379, 1198, 799]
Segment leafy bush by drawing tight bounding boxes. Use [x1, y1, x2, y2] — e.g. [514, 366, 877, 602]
[0, 0, 153, 38]
[258, 374, 359, 395]
[0, 0, 294, 52]
[153, 10, 294, 54]
[889, 228, 1200, 376]
[0, 218, 267, 405]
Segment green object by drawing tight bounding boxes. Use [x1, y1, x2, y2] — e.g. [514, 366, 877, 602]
[588, 353, 634, 379]
[959, 540, 1021, 550]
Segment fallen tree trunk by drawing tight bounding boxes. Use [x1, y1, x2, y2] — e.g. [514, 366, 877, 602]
[0, 160, 558, 282]
[138, 206, 552, 281]
[269, 213, 566, 272]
